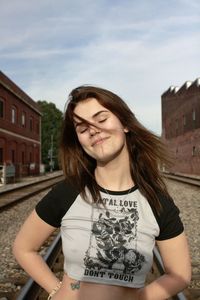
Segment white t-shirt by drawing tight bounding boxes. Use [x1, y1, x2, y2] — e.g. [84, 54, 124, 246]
[36, 180, 184, 288]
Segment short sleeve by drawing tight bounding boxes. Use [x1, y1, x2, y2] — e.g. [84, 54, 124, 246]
[35, 180, 78, 228]
[155, 195, 184, 241]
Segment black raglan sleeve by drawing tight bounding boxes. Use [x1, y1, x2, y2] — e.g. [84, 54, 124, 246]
[35, 180, 78, 228]
[155, 195, 184, 241]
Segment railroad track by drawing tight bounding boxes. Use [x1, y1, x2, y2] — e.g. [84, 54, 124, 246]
[0, 171, 64, 210]
[162, 173, 200, 300]
[162, 172, 200, 187]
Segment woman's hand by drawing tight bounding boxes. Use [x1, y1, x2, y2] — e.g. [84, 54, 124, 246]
[135, 233, 191, 300]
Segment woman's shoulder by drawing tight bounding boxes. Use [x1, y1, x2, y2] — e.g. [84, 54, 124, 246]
[50, 179, 80, 197]
[35, 179, 80, 227]
[154, 192, 184, 241]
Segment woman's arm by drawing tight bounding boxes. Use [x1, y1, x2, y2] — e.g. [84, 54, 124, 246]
[13, 209, 60, 293]
[138, 232, 191, 300]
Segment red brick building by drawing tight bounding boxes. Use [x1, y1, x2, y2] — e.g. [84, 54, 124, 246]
[161, 78, 200, 175]
[0, 71, 42, 177]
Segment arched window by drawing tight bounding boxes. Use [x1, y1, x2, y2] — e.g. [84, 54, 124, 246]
[36, 122, 39, 134]
[0, 147, 3, 164]
[192, 109, 196, 121]
[30, 116, 33, 131]
[0, 98, 5, 118]
[192, 146, 196, 157]
[11, 106, 17, 124]
[22, 111, 26, 127]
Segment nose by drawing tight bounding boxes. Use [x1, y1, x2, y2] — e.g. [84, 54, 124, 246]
[89, 125, 101, 136]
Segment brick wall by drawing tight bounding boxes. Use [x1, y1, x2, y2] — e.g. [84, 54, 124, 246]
[162, 78, 200, 175]
[0, 71, 41, 176]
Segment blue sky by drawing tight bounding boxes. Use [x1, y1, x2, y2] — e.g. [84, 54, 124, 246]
[0, 0, 200, 134]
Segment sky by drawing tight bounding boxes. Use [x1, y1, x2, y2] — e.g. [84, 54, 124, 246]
[0, 0, 200, 134]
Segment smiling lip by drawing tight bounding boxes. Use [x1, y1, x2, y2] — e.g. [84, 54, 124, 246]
[92, 137, 109, 146]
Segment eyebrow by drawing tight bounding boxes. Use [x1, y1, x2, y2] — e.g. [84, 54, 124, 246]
[74, 110, 109, 128]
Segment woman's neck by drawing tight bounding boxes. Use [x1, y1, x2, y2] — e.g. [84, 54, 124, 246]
[95, 157, 134, 191]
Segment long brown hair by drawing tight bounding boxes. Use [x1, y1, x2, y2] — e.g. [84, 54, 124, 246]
[60, 85, 171, 213]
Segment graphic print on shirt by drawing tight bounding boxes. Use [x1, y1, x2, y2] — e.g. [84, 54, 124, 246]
[84, 197, 146, 282]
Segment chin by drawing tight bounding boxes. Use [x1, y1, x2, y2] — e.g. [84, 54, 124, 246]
[96, 152, 122, 165]
[85, 143, 126, 163]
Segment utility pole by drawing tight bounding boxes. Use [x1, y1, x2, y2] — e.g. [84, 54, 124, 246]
[50, 133, 53, 172]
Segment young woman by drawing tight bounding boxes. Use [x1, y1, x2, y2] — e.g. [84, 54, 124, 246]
[13, 86, 191, 300]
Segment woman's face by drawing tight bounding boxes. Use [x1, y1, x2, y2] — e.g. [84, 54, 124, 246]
[73, 98, 129, 164]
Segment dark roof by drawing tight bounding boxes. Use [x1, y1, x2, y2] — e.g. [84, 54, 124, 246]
[0, 70, 42, 115]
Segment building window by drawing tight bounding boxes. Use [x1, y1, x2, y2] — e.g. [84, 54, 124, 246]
[22, 151, 25, 164]
[30, 117, 33, 131]
[175, 119, 178, 136]
[0, 148, 3, 164]
[192, 109, 196, 121]
[22, 112, 26, 127]
[11, 106, 17, 124]
[0, 98, 4, 118]
[11, 150, 15, 163]
[175, 147, 178, 158]
[192, 146, 196, 156]
[169, 122, 172, 138]
[36, 122, 39, 134]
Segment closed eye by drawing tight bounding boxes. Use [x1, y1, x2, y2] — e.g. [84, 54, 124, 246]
[80, 127, 88, 134]
[98, 118, 107, 123]
[76, 124, 89, 134]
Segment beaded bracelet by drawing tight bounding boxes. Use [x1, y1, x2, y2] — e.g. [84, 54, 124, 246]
[47, 281, 62, 300]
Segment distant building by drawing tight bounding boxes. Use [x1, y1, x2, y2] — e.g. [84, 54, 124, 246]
[0, 71, 42, 178]
[161, 78, 200, 175]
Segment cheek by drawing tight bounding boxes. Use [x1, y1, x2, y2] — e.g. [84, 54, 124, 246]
[107, 118, 125, 133]
[77, 134, 88, 147]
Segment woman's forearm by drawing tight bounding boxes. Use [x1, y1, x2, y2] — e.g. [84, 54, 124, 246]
[14, 250, 60, 293]
[138, 273, 190, 300]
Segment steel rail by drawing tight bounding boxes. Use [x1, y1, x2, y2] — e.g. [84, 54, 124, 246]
[0, 171, 63, 196]
[16, 233, 62, 300]
[0, 173, 64, 210]
[162, 171, 200, 187]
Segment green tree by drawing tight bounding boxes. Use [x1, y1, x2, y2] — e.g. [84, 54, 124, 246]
[37, 100, 63, 171]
